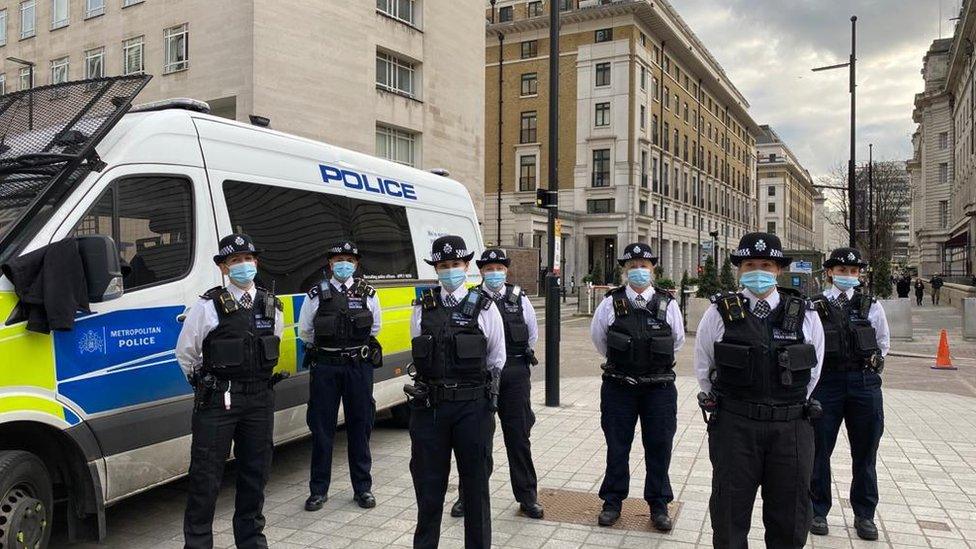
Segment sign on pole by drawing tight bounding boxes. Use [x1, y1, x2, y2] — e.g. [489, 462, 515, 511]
[790, 260, 813, 274]
[553, 219, 562, 276]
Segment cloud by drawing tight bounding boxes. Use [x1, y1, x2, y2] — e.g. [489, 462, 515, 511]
[669, 0, 953, 178]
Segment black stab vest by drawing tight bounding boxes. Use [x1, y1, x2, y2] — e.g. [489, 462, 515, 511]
[311, 279, 374, 349]
[712, 288, 816, 405]
[481, 283, 531, 359]
[412, 287, 490, 386]
[812, 290, 880, 372]
[201, 286, 281, 382]
[604, 286, 675, 376]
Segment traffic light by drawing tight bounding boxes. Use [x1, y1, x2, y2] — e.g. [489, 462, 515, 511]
[535, 188, 558, 209]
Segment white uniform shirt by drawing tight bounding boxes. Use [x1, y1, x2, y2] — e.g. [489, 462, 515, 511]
[822, 286, 890, 357]
[410, 285, 507, 372]
[590, 285, 686, 357]
[297, 277, 382, 345]
[176, 283, 286, 377]
[481, 284, 539, 348]
[693, 288, 825, 398]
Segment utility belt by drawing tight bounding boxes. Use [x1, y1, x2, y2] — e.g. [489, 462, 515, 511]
[719, 397, 807, 422]
[403, 380, 490, 408]
[314, 345, 370, 362]
[190, 371, 289, 411]
[601, 363, 676, 386]
[828, 352, 884, 374]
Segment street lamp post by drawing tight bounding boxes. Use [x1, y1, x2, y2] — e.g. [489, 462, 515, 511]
[812, 15, 857, 248]
[868, 143, 874, 261]
[544, 0, 560, 407]
[709, 230, 719, 264]
[7, 56, 35, 130]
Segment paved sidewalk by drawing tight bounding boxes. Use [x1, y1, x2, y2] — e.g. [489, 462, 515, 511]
[60, 376, 976, 548]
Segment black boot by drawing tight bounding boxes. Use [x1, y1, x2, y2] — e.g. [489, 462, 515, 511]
[450, 498, 464, 518]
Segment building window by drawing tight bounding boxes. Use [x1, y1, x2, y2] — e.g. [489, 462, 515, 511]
[767, 202, 775, 213]
[20, 1, 35, 39]
[652, 157, 659, 191]
[85, 0, 104, 18]
[375, 124, 417, 166]
[767, 221, 776, 233]
[640, 32, 647, 47]
[664, 86, 670, 109]
[520, 72, 537, 96]
[640, 150, 648, 188]
[527, 1, 542, 17]
[520, 111, 537, 143]
[0, 10, 6, 46]
[376, 51, 417, 98]
[595, 28, 612, 42]
[123, 36, 145, 75]
[163, 24, 189, 73]
[651, 114, 659, 144]
[768, 185, 775, 196]
[640, 66, 646, 90]
[592, 149, 610, 187]
[939, 131, 949, 150]
[498, 5, 513, 22]
[519, 155, 537, 191]
[587, 198, 615, 213]
[939, 200, 949, 228]
[595, 62, 610, 87]
[0, 74, 5, 95]
[939, 162, 948, 184]
[663, 121, 670, 150]
[521, 40, 537, 59]
[18, 66, 31, 90]
[639, 200, 647, 215]
[559, 0, 572, 10]
[376, 0, 415, 25]
[51, 0, 68, 29]
[651, 76, 658, 100]
[85, 47, 104, 79]
[50, 57, 69, 85]
[595, 102, 610, 127]
[640, 104, 646, 129]
[683, 102, 689, 123]
[123, 0, 144, 6]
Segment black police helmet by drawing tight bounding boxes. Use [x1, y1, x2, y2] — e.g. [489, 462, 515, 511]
[213, 234, 261, 264]
[729, 232, 791, 267]
[823, 247, 868, 269]
[617, 242, 658, 266]
[476, 248, 511, 268]
[425, 235, 475, 266]
[327, 240, 361, 260]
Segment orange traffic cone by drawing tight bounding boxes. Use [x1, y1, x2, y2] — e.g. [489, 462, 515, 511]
[932, 329, 957, 370]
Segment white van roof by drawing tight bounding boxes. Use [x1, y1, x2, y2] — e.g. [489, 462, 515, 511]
[95, 108, 476, 211]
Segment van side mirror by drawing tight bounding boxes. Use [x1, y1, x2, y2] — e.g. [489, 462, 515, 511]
[76, 235, 124, 302]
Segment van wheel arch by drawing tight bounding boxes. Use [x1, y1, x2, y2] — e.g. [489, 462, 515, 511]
[0, 421, 106, 543]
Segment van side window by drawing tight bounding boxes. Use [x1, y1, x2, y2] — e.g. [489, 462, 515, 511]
[223, 180, 418, 294]
[71, 176, 194, 291]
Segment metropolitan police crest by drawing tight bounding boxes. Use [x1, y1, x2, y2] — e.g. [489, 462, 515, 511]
[754, 239, 767, 252]
[443, 243, 453, 253]
[489, 251, 497, 259]
[847, 252, 856, 261]
[234, 236, 245, 246]
[78, 329, 105, 354]
[344, 243, 351, 250]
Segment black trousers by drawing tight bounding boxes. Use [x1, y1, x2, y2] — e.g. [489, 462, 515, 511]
[811, 370, 884, 520]
[410, 397, 495, 549]
[306, 357, 375, 497]
[184, 387, 274, 549]
[708, 409, 814, 549]
[456, 358, 538, 504]
[598, 379, 677, 514]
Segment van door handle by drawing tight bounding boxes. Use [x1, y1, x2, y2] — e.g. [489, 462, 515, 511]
[177, 312, 188, 323]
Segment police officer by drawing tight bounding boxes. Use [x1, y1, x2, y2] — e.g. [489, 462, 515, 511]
[590, 243, 684, 531]
[299, 241, 382, 512]
[406, 235, 506, 549]
[448, 248, 544, 520]
[694, 232, 825, 548]
[176, 234, 284, 549]
[809, 247, 889, 540]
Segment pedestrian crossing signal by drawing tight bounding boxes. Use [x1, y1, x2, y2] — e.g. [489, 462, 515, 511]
[536, 188, 557, 209]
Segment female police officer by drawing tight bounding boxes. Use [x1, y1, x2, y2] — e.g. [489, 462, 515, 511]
[809, 247, 889, 540]
[590, 242, 684, 531]
[298, 241, 382, 512]
[694, 232, 824, 548]
[176, 234, 284, 549]
[406, 235, 506, 549]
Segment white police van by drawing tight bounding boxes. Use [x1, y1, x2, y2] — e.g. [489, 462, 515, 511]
[0, 76, 484, 545]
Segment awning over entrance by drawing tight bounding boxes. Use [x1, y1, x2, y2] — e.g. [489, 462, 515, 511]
[945, 230, 969, 248]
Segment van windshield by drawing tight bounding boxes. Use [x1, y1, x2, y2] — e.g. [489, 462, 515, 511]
[0, 75, 151, 263]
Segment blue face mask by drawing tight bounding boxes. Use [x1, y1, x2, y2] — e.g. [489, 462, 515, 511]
[739, 270, 777, 294]
[438, 267, 467, 292]
[228, 261, 257, 286]
[332, 260, 356, 282]
[483, 271, 507, 290]
[833, 275, 861, 290]
[627, 268, 652, 288]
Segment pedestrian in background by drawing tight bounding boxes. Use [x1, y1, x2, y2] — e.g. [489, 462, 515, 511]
[299, 241, 382, 512]
[931, 274, 944, 305]
[590, 242, 684, 531]
[177, 234, 284, 549]
[809, 248, 890, 541]
[914, 278, 925, 306]
[896, 275, 910, 298]
[694, 232, 824, 548]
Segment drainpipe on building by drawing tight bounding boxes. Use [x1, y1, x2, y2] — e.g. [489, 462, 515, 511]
[658, 41, 666, 262]
[696, 77, 703, 272]
[491, 1, 504, 246]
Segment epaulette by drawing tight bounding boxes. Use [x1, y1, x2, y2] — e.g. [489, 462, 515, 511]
[605, 285, 624, 298]
[711, 291, 745, 322]
[306, 285, 320, 299]
[856, 291, 874, 319]
[810, 294, 831, 320]
[351, 278, 376, 298]
[612, 294, 630, 318]
[201, 286, 239, 315]
[654, 287, 673, 300]
[416, 287, 438, 310]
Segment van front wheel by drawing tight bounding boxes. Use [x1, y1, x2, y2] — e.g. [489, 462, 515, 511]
[0, 450, 54, 549]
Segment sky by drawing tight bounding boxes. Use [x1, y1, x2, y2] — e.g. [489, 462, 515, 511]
[669, 0, 958, 180]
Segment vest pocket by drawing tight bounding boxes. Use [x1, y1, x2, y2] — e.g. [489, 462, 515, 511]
[823, 328, 841, 360]
[852, 325, 880, 355]
[313, 315, 338, 337]
[649, 336, 675, 367]
[779, 343, 816, 389]
[713, 341, 752, 387]
[207, 338, 245, 371]
[508, 323, 530, 344]
[258, 335, 281, 368]
[352, 310, 374, 330]
[411, 335, 442, 378]
[453, 333, 488, 372]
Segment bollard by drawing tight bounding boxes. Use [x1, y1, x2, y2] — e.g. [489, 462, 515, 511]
[880, 298, 913, 341]
[963, 298, 976, 341]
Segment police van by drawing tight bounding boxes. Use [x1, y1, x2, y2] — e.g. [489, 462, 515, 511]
[0, 76, 485, 545]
